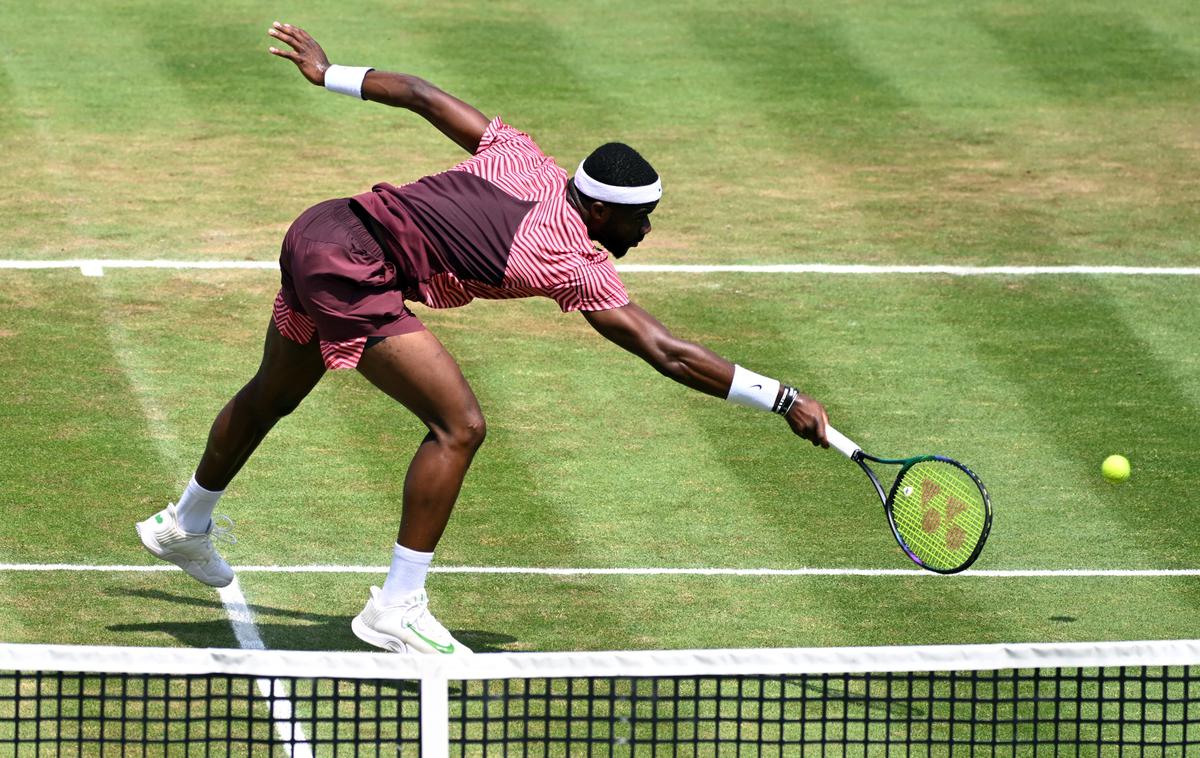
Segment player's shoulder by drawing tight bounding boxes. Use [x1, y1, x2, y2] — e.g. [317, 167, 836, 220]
[475, 117, 544, 157]
[460, 118, 571, 201]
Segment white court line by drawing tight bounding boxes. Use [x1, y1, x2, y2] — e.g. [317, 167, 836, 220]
[2, 259, 1200, 276]
[0, 259, 276, 270]
[618, 263, 1200, 276]
[4, 563, 1200, 578]
[219, 578, 313, 758]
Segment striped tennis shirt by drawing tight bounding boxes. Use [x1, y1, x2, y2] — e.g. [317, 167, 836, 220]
[353, 117, 630, 313]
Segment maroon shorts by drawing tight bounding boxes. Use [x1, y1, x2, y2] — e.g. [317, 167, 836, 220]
[274, 198, 425, 369]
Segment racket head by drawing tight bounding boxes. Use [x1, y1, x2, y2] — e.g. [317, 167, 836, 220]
[884, 456, 991, 574]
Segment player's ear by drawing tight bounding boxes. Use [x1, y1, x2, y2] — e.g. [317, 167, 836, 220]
[589, 201, 611, 223]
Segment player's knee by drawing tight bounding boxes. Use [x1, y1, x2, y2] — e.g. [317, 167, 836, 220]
[268, 394, 305, 420]
[239, 380, 304, 424]
[440, 412, 487, 453]
[459, 412, 488, 451]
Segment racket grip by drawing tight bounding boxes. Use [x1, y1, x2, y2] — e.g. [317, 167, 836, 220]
[824, 425, 861, 459]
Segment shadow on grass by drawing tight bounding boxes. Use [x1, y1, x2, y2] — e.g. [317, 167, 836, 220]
[797, 677, 925, 719]
[104, 587, 517, 654]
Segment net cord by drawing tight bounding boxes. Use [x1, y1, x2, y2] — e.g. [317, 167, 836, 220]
[4, 639, 1200, 682]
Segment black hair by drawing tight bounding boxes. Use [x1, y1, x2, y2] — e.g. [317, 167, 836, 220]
[581, 142, 658, 190]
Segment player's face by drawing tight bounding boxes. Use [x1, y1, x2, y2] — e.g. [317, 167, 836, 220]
[597, 202, 656, 259]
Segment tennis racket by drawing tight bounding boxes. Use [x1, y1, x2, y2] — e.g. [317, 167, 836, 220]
[825, 425, 992, 574]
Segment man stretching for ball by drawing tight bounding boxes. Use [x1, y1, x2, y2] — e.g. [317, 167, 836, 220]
[136, 22, 831, 655]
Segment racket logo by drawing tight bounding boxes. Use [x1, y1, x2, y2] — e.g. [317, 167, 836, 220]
[921, 479, 941, 506]
[917, 480, 970, 550]
[945, 496, 968, 521]
[943, 496, 969, 550]
[919, 479, 945, 534]
[946, 525, 967, 551]
[921, 508, 942, 533]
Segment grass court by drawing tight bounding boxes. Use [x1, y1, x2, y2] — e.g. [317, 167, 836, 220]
[2, 0, 1199, 658]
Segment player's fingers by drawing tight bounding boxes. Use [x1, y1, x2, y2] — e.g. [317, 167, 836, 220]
[277, 22, 318, 51]
[268, 29, 298, 49]
[267, 28, 291, 50]
[804, 416, 822, 447]
[268, 47, 300, 62]
[283, 23, 313, 42]
[269, 23, 307, 50]
[815, 406, 830, 449]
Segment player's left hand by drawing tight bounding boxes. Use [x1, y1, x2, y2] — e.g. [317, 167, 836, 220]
[785, 393, 829, 448]
[267, 22, 331, 86]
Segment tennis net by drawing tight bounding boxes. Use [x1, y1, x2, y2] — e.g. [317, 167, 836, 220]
[2, 639, 1198, 756]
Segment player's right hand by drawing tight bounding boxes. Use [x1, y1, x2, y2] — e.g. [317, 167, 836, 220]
[785, 393, 830, 448]
[267, 22, 332, 86]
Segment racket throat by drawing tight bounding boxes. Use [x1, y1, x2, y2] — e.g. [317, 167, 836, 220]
[854, 458, 889, 505]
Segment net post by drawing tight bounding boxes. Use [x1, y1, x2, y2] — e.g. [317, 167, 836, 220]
[420, 674, 450, 758]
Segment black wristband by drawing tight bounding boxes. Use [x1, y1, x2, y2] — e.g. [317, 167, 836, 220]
[781, 388, 800, 416]
[774, 385, 798, 415]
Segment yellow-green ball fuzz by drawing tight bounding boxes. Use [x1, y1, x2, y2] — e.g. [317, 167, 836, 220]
[1102, 455, 1131, 483]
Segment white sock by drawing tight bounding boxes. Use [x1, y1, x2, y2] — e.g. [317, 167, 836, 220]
[379, 543, 434, 605]
[175, 475, 224, 534]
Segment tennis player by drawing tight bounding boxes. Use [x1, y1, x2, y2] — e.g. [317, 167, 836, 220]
[137, 22, 830, 655]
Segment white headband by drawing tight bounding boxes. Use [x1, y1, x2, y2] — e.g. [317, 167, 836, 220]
[573, 160, 662, 205]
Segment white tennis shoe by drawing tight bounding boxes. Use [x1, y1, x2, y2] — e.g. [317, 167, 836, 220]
[136, 504, 236, 588]
[352, 587, 472, 655]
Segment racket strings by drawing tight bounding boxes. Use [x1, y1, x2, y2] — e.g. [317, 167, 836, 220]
[891, 461, 987, 570]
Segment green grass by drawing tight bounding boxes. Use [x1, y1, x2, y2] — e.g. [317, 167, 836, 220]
[1, 1, 1197, 263]
[2, 269, 1199, 654]
[1, 0, 1199, 675]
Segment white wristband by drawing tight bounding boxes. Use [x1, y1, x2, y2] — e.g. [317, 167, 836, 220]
[726, 365, 781, 412]
[324, 65, 374, 99]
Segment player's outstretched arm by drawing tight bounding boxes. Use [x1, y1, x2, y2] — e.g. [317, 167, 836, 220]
[267, 21, 489, 153]
[583, 303, 830, 447]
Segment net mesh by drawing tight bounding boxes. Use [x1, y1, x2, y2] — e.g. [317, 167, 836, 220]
[453, 669, 1198, 756]
[891, 459, 988, 571]
[3, 644, 1199, 756]
[0, 671, 421, 756]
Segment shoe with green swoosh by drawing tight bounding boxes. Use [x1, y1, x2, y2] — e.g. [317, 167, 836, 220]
[351, 587, 472, 655]
[135, 504, 236, 588]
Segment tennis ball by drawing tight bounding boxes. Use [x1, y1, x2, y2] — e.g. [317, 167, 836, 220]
[1102, 454, 1130, 483]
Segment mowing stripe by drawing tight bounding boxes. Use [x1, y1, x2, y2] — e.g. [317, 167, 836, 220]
[4, 563, 1200, 578]
[3, 259, 1200, 276]
[93, 281, 313, 757]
